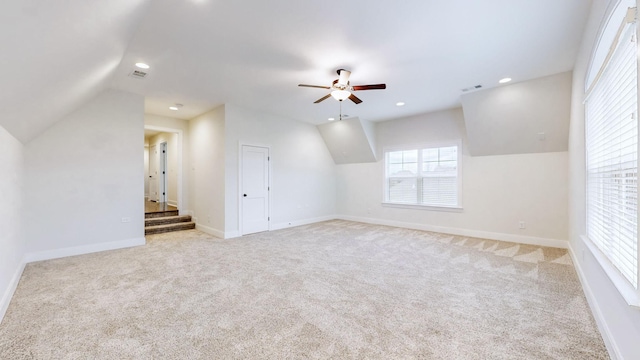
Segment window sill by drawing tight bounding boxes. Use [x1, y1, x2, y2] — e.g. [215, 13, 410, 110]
[580, 235, 640, 309]
[381, 202, 463, 212]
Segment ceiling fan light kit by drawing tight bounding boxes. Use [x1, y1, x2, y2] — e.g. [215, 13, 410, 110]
[331, 89, 351, 101]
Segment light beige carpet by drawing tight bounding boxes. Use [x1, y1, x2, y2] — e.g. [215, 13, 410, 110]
[0, 220, 608, 359]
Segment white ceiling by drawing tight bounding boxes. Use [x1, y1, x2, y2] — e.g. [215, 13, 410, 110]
[1, 0, 591, 143]
[144, 129, 161, 141]
[0, 0, 151, 143]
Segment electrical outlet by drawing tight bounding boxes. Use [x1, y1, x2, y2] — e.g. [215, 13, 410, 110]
[518, 221, 525, 229]
[121, 217, 131, 223]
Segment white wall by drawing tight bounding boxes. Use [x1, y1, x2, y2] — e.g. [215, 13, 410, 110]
[144, 114, 190, 211]
[189, 106, 226, 236]
[461, 71, 573, 156]
[224, 104, 337, 236]
[568, 0, 640, 358]
[24, 89, 145, 255]
[336, 108, 568, 246]
[317, 117, 377, 164]
[0, 125, 25, 322]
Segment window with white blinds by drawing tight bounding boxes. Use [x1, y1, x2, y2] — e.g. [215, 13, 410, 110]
[585, 21, 638, 288]
[384, 144, 461, 208]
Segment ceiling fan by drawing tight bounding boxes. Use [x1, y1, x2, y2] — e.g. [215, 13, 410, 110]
[298, 69, 386, 104]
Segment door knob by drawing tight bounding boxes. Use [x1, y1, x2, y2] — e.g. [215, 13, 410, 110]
[243, 194, 247, 197]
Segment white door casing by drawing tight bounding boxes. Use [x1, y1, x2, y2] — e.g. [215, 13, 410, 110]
[241, 145, 270, 235]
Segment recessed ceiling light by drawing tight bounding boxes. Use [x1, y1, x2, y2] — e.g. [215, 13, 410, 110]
[135, 62, 150, 69]
[169, 106, 179, 111]
[328, 117, 335, 121]
[396, 102, 405, 107]
[499, 77, 512, 84]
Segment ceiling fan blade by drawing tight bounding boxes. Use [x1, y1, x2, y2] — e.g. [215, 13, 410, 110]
[352, 84, 386, 91]
[348, 93, 363, 104]
[299, 84, 331, 89]
[313, 94, 332, 103]
[337, 69, 351, 86]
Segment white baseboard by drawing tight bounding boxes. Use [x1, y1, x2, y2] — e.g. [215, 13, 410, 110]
[336, 215, 568, 249]
[195, 223, 224, 239]
[0, 257, 26, 325]
[224, 230, 240, 239]
[568, 244, 621, 360]
[25, 237, 146, 263]
[168, 200, 178, 207]
[271, 215, 337, 231]
[220, 215, 337, 239]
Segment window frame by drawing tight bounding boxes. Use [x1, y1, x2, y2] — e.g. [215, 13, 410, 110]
[584, 0, 640, 307]
[382, 140, 463, 210]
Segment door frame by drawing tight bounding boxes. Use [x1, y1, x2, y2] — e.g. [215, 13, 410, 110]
[144, 125, 184, 213]
[238, 143, 272, 236]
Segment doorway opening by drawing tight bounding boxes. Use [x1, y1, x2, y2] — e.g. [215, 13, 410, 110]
[144, 126, 183, 215]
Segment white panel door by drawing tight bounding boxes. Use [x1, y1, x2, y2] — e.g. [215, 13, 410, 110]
[149, 144, 159, 202]
[159, 142, 167, 203]
[241, 145, 270, 235]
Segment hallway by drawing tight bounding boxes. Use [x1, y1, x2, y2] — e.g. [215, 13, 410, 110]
[144, 200, 177, 214]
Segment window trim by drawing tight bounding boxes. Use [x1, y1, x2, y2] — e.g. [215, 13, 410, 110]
[382, 140, 463, 210]
[581, 235, 640, 308]
[583, 0, 640, 307]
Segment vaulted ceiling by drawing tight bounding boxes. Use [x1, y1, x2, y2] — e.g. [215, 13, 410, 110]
[0, 0, 152, 143]
[1, 0, 590, 143]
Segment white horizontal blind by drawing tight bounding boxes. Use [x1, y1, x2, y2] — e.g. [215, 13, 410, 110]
[586, 22, 638, 288]
[421, 146, 458, 206]
[387, 150, 418, 204]
[385, 145, 459, 207]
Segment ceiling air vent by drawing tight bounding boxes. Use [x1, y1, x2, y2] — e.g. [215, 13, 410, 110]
[461, 84, 482, 92]
[128, 69, 148, 79]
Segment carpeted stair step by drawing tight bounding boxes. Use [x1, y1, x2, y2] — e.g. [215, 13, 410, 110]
[145, 215, 192, 227]
[145, 210, 179, 219]
[145, 221, 195, 235]
[144, 213, 195, 235]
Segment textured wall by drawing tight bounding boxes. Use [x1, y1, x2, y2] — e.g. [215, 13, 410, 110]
[24, 89, 145, 253]
[0, 125, 24, 321]
[224, 104, 337, 235]
[336, 108, 569, 244]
